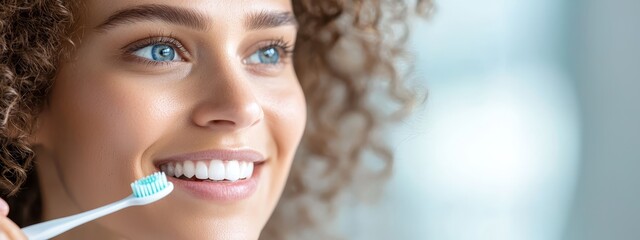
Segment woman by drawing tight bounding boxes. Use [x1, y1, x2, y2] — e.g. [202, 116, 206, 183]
[0, 0, 430, 239]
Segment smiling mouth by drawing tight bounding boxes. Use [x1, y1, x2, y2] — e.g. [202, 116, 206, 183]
[159, 160, 264, 182]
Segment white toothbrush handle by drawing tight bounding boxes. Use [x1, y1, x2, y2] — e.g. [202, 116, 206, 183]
[22, 195, 136, 240]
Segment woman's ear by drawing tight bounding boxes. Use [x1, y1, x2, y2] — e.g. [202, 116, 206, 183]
[27, 106, 52, 147]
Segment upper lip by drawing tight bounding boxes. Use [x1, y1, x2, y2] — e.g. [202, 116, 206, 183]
[154, 148, 267, 166]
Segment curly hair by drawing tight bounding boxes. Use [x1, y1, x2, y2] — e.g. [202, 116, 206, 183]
[0, 0, 432, 238]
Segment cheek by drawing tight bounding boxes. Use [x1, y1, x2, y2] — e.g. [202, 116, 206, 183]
[274, 93, 306, 157]
[263, 77, 307, 161]
[260, 75, 306, 181]
[46, 69, 183, 207]
[251, 76, 306, 224]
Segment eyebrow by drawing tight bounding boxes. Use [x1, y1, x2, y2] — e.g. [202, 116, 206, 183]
[245, 11, 298, 30]
[95, 4, 297, 32]
[96, 4, 210, 31]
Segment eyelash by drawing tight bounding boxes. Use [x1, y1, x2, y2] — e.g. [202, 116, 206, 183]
[258, 38, 295, 61]
[123, 34, 188, 66]
[123, 35, 295, 66]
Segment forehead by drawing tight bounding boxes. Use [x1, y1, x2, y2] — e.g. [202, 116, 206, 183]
[82, 0, 294, 29]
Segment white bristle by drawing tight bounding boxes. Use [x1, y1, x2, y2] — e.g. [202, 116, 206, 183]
[131, 171, 169, 198]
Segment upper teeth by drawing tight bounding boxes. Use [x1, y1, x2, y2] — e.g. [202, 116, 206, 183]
[160, 160, 254, 181]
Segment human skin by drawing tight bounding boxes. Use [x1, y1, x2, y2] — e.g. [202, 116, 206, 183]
[0, 0, 306, 239]
[0, 198, 26, 239]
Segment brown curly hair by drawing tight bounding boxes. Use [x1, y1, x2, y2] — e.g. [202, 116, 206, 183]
[0, 0, 432, 238]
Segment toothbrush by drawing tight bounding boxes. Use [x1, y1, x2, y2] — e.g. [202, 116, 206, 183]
[22, 172, 174, 240]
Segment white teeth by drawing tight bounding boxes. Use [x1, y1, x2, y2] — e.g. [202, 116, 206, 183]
[161, 160, 255, 181]
[246, 161, 254, 178]
[225, 160, 240, 181]
[183, 161, 195, 178]
[245, 162, 252, 178]
[195, 161, 208, 179]
[209, 160, 225, 181]
[166, 163, 175, 177]
[239, 162, 247, 179]
[174, 163, 183, 177]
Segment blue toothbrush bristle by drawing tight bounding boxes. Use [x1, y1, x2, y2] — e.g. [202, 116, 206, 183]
[130, 172, 169, 198]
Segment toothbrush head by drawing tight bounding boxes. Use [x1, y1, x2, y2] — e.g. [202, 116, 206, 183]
[129, 172, 174, 204]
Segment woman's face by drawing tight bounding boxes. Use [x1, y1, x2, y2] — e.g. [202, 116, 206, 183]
[33, 0, 305, 239]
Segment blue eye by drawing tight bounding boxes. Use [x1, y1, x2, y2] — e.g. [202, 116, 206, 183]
[245, 47, 281, 65]
[133, 44, 182, 62]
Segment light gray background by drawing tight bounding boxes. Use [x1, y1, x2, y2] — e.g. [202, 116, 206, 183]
[338, 0, 640, 239]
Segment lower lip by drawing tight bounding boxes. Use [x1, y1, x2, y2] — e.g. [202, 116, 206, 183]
[167, 163, 263, 202]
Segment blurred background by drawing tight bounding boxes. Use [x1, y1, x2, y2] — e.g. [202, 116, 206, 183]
[340, 0, 640, 239]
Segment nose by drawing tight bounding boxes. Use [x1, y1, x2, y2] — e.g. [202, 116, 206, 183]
[191, 75, 264, 131]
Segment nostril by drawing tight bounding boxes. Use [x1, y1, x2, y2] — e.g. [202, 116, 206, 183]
[211, 119, 235, 126]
